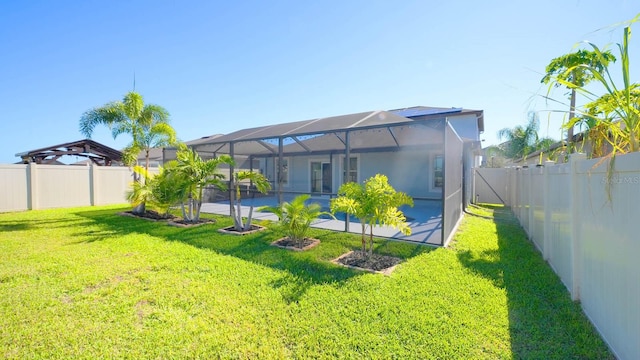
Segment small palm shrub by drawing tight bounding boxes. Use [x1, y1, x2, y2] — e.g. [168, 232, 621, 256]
[330, 174, 413, 257]
[259, 194, 333, 248]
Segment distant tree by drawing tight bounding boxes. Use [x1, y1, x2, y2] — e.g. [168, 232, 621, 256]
[497, 112, 554, 161]
[482, 145, 507, 168]
[80, 91, 177, 214]
[541, 49, 616, 148]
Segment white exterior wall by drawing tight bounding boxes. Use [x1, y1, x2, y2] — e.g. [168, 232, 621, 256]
[359, 150, 441, 199]
[497, 152, 640, 360]
[278, 149, 443, 199]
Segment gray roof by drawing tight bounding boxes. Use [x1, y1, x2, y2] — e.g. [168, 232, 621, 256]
[137, 134, 224, 163]
[190, 108, 482, 156]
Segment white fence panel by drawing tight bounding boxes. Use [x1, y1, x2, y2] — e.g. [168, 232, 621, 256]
[35, 165, 92, 209]
[530, 167, 544, 251]
[95, 167, 134, 205]
[518, 168, 530, 233]
[486, 152, 640, 360]
[0, 164, 133, 212]
[0, 165, 28, 212]
[545, 162, 572, 291]
[574, 154, 640, 360]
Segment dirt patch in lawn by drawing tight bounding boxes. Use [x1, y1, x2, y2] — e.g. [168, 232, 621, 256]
[333, 250, 402, 275]
[167, 218, 216, 228]
[218, 225, 266, 235]
[119, 210, 176, 221]
[271, 237, 320, 251]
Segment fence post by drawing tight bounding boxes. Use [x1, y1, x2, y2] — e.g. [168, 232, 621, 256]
[570, 153, 586, 301]
[90, 164, 98, 206]
[543, 161, 554, 260]
[27, 163, 38, 210]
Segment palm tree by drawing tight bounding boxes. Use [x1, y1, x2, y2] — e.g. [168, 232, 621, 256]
[80, 91, 177, 214]
[79, 91, 177, 174]
[230, 170, 271, 232]
[497, 112, 544, 160]
[330, 174, 413, 257]
[541, 49, 616, 148]
[173, 145, 233, 223]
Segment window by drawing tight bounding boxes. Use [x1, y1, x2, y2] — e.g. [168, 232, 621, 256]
[433, 155, 443, 189]
[343, 157, 358, 183]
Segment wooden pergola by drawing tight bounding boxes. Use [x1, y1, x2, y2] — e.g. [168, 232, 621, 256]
[16, 139, 123, 166]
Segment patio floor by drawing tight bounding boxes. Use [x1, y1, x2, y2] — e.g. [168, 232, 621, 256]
[201, 195, 442, 246]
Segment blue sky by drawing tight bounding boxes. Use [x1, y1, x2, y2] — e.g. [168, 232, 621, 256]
[0, 0, 638, 164]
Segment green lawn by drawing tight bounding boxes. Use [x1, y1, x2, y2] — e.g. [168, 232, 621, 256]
[0, 204, 612, 359]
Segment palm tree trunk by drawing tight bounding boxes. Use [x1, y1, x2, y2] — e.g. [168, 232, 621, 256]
[230, 205, 241, 230]
[181, 202, 187, 220]
[236, 201, 243, 231]
[245, 206, 254, 231]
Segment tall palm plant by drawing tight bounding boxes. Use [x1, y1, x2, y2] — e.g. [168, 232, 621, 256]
[80, 91, 177, 172]
[556, 23, 640, 154]
[230, 171, 271, 232]
[541, 49, 616, 148]
[80, 91, 177, 214]
[173, 145, 233, 223]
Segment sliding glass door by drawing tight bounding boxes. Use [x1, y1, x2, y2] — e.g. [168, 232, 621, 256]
[311, 162, 332, 194]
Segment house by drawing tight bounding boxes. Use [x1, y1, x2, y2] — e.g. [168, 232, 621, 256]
[184, 106, 483, 201]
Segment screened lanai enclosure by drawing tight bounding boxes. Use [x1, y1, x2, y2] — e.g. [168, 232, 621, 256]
[183, 107, 483, 246]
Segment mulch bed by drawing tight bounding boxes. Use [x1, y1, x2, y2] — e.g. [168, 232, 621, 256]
[119, 210, 176, 221]
[271, 237, 320, 251]
[167, 218, 216, 228]
[218, 225, 266, 235]
[333, 250, 402, 275]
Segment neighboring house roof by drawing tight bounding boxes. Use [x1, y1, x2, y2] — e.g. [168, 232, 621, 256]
[16, 139, 123, 166]
[189, 107, 483, 157]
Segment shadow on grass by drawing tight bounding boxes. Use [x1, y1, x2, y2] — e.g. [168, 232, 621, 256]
[72, 207, 433, 303]
[0, 217, 94, 233]
[456, 204, 613, 359]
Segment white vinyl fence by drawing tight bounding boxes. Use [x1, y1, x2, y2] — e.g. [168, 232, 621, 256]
[0, 164, 134, 212]
[475, 153, 640, 360]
